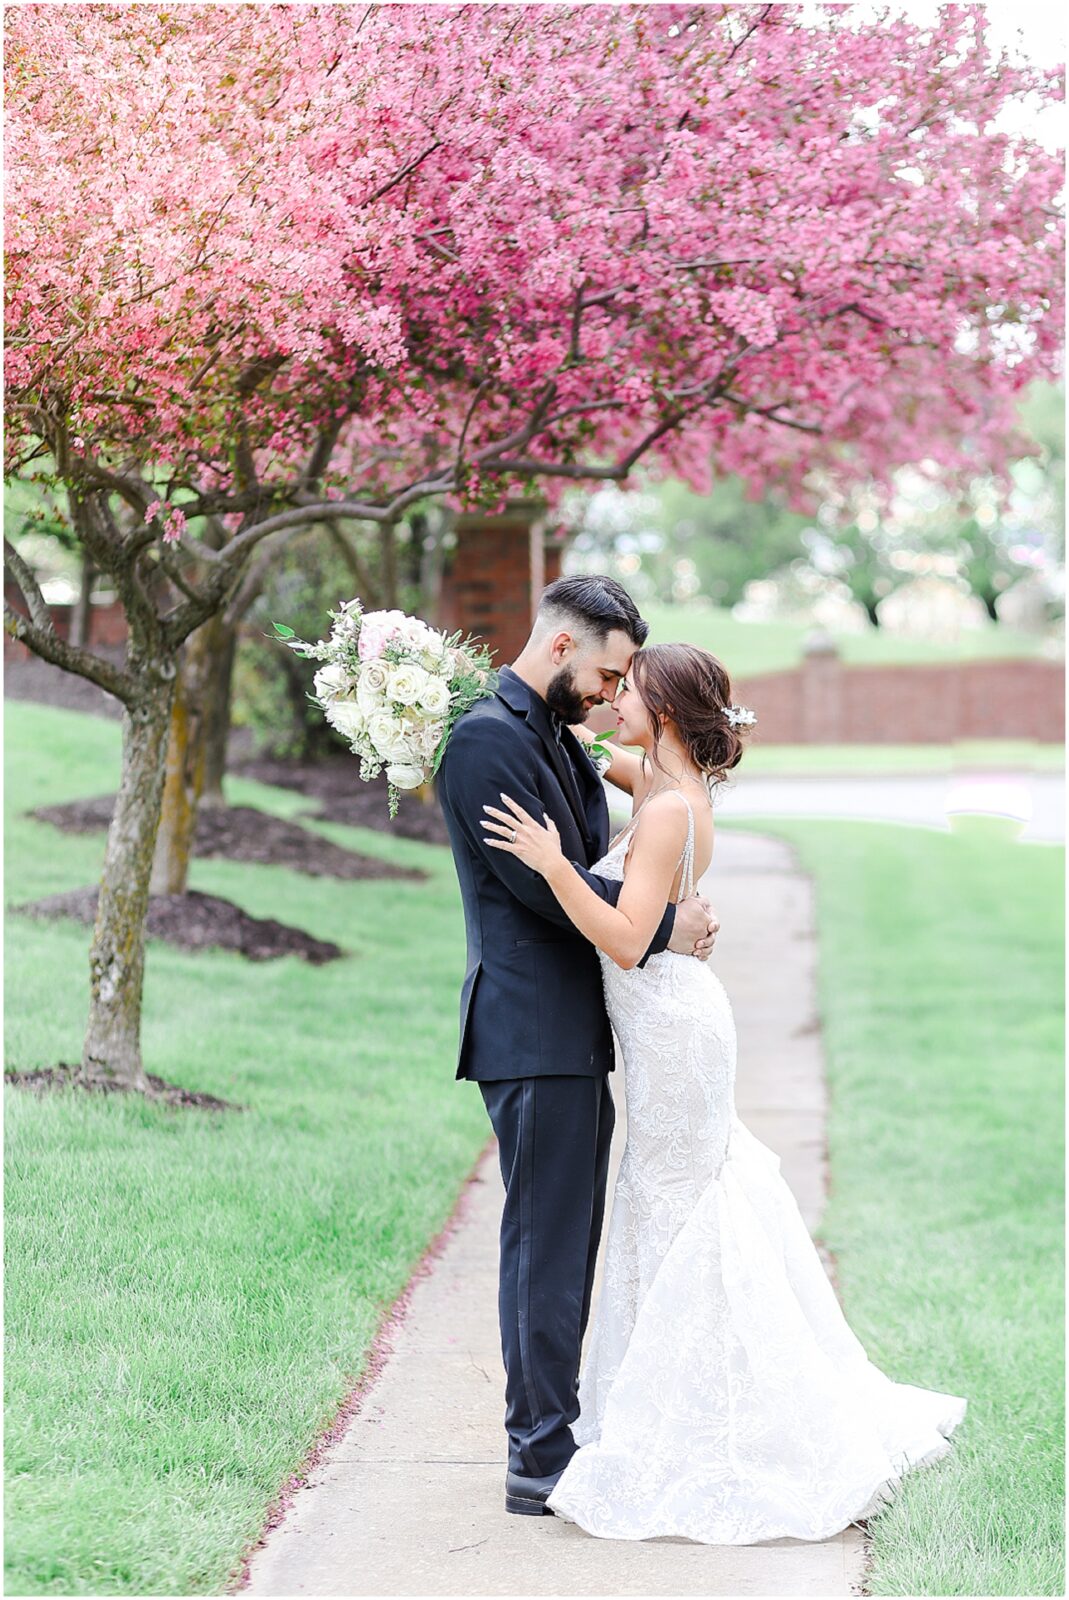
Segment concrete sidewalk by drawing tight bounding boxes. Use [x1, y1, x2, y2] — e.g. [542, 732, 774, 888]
[241, 832, 869, 1597]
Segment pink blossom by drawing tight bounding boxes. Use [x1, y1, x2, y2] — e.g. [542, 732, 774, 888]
[3, 3, 1062, 512]
[161, 507, 186, 545]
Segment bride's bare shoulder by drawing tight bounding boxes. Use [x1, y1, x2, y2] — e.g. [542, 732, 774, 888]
[631, 790, 692, 850]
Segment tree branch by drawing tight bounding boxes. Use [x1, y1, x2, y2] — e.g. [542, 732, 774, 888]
[470, 381, 559, 465]
[323, 521, 381, 609]
[566, 284, 587, 365]
[3, 537, 54, 635]
[3, 601, 137, 705]
[722, 394, 823, 434]
[155, 546, 212, 605]
[363, 141, 442, 206]
[301, 411, 348, 492]
[671, 255, 768, 270]
[224, 533, 301, 626]
[456, 379, 492, 478]
[726, 4, 774, 63]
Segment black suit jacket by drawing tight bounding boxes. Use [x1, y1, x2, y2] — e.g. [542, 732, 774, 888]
[436, 666, 676, 1082]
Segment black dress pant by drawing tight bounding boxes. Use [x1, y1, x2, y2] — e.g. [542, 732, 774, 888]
[478, 1073, 616, 1477]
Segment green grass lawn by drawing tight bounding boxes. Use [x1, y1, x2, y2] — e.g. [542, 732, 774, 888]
[718, 813, 1064, 1597]
[4, 703, 489, 1596]
[642, 598, 1061, 679]
[5, 704, 1063, 1595]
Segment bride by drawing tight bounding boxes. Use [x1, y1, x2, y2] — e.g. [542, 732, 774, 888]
[481, 640, 967, 1545]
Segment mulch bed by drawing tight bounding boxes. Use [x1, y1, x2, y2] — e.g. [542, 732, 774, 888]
[30, 797, 427, 880]
[12, 887, 345, 964]
[6, 659, 447, 843]
[4, 1063, 242, 1111]
[234, 755, 452, 844]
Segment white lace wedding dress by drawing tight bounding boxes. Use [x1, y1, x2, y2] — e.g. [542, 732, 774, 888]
[546, 794, 967, 1544]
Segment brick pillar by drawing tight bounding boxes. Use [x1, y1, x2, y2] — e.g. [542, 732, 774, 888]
[438, 498, 553, 665]
[799, 631, 844, 743]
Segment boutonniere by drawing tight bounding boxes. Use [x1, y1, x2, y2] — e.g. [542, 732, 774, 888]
[585, 729, 617, 778]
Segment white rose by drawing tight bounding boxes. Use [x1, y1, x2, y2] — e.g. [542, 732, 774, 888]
[356, 659, 390, 711]
[360, 659, 390, 691]
[387, 663, 429, 706]
[386, 762, 426, 790]
[418, 719, 446, 761]
[313, 663, 352, 703]
[418, 677, 451, 717]
[366, 712, 418, 762]
[326, 701, 367, 741]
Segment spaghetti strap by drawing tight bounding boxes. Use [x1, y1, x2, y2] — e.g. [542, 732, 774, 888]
[608, 788, 697, 900]
[663, 790, 696, 902]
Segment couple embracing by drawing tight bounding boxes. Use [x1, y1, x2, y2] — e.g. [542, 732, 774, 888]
[436, 573, 966, 1546]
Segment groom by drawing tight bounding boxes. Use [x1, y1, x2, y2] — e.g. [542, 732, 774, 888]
[437, 574, 720, 1516]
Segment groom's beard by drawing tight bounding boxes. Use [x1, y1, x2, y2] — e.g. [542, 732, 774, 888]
[545, 663, 594, 725]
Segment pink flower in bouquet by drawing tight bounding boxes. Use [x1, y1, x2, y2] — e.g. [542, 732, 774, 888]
[357, 609, 408, 661]
[357, 625, 387, 661]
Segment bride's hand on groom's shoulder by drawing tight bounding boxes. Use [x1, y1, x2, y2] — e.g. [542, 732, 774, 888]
[481, 792, 565, 880]
[669, 896, 720, 961]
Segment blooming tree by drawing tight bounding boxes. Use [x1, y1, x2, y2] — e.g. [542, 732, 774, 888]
[4, 1, 1063, 1091]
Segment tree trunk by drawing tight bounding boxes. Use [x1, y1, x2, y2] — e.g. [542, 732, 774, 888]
[150, 616, 226, 894]
[71, 550, 95, 647]
[81, 669, 177, 1089]
[418, 508, 448, 626]
[380, 518, 398, 607]
[200, 618, 238, 806]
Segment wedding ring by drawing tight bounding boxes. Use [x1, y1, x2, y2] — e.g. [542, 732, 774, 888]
[510, 828, 517, 843]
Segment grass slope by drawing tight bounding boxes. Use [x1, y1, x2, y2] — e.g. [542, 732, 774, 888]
[641, 598, 1058, 679]
[720, 814, 1064, 1596]
[4, 702, 488, 1596]
[739, 740, 1064, 776]
[5, 704, 1063, 1595]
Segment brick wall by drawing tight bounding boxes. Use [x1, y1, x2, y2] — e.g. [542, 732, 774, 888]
[4, 581, 128, 660]
[8, 571, 1061, 744]
[6, 504, 568, 672]
[437, 500, 561, 664]
[733, 652, 1064, 744]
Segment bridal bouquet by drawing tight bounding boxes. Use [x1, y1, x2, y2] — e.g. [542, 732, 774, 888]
[272, 600, 497, 817]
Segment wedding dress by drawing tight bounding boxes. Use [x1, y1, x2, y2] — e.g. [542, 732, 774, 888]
[546, 792, 967, 1544]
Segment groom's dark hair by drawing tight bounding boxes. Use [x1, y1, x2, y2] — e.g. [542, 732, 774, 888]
[536, 574, 649, 647]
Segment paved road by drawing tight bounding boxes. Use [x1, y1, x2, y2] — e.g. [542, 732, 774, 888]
[239, 832, 868, 1597]
[712, 770, 1064, 843]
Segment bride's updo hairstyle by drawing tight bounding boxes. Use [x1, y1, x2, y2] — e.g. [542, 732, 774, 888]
[630, 642, 750, 788]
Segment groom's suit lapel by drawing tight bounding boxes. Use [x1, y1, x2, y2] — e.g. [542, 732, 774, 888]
[495, 667, 604, 855]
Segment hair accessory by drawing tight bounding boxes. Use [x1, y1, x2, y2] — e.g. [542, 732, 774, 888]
[723, 703, 757, 727]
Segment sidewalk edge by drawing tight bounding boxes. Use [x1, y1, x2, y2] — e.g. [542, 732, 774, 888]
[226, 1133, 497, 1592]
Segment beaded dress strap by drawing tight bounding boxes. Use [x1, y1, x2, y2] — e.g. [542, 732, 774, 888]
[610, 790, 696, 900]
[666, 791, 696, 903]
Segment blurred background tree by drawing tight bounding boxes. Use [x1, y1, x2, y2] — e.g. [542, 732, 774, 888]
[561, 381, 1064, 638]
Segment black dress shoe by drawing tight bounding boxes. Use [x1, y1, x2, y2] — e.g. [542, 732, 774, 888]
[505, 1468, 563, 1516]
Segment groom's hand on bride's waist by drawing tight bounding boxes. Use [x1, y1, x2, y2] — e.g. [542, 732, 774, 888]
[668, 896, 720, 961]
